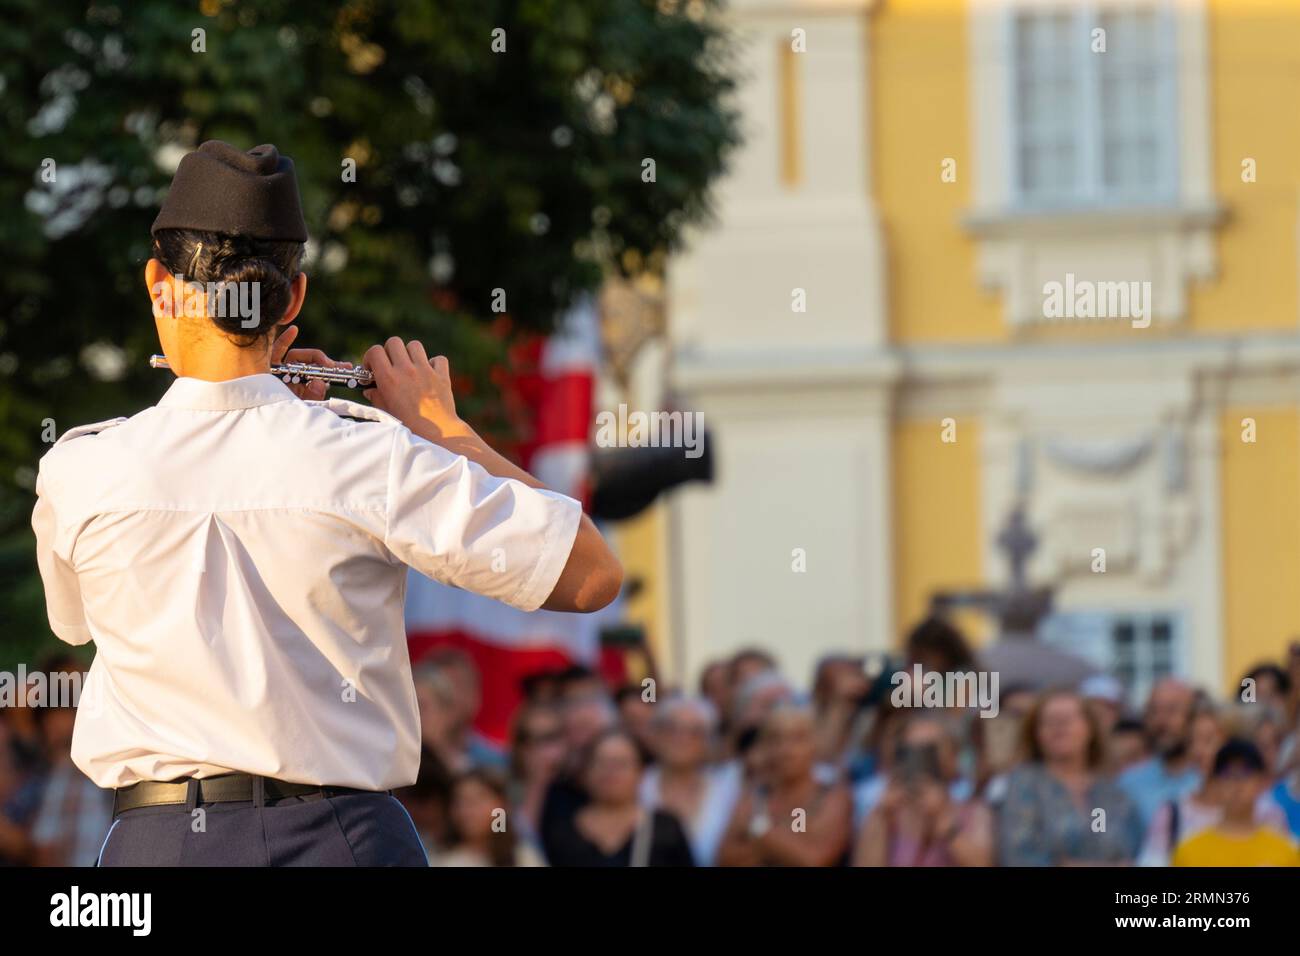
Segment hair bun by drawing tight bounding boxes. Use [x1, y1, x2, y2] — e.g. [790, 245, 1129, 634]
[205, 257, 293, 341]
[152, 228, 304, 347]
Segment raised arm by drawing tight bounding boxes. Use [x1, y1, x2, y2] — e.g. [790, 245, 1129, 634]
[364, 336, 622, 613]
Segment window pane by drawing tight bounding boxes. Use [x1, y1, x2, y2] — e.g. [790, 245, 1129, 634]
[1098, 9, 1168, 195]
[1113, 620, 1137, 686]
[1011, 6, 1176, 204]
[1151, 619, 1174, 676]
[1014, 11, 1078, 201]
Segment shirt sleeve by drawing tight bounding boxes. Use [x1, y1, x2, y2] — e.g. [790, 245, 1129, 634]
[383, 426, 582, 612]
[31, 471, 93, 646]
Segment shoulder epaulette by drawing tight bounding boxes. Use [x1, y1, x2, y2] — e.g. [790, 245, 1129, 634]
[52, 417, 128, 447]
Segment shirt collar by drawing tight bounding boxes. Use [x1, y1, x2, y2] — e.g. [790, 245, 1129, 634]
[157, 374, 298, 411]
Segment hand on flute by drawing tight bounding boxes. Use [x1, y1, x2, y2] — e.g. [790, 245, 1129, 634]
[271, 325, 350, 401]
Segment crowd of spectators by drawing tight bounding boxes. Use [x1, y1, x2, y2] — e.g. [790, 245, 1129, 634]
[4, 620, 1300, 867]
[394, 619, 1300, 867]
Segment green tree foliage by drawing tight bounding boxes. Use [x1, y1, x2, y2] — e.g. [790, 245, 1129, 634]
[0, 0, 740, 663]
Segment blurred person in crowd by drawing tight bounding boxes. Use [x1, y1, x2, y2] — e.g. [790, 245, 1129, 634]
[539, 691, 618, 860]
[1118, 677, 1200, 830]
[3, 665, 56, 777]
[729, 669, 795, 747]
[1138, 701, 1287, 866]
[699, 660, 731, 738]
[1232, 701, 1288, 776]
[425, 648, 508, 769]
[519, 669, 567, 706]
[640, 696, 741, 866]
[615, 684, 656, 757]
[1107, 718, 1150, 775]
[905, 615, 977, 676]
[1241, 663, 1291, 718]
[430, 769, 545, 867]
[854, 710, 975, 825]
[1080, 674, 1125, 739]
[1271, 755, 1300, 839]
[853, 714, 993, 867]
[811, 654, 871, 767]
[999, 689, 1143, 866]
[558, 665, 609, 704]
[507, 701, 568, 846]
[718, 703, 852, 866]
[1173, 739, 1300, 867]
[393, 748, 454, 859]
[30, 702, 112, 866]
[728, 648, 778, 695]
[0, 716, 40, 866]
[974, 683, 1037, 807]
[546, 729, 693, 866]
[412, 661, 473, 777]
[1286, 643, 1300, 724]
[561, 691, 619, 758]
[735, 725, 767, 786]
[845, 695, 914, 819]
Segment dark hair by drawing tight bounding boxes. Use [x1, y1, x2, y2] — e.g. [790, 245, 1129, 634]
[1211, 737, 1266, 778]
[905, 615, 977, 672]
[556, 665, 599, 687]
[579, 728, 646, 779]
[1112, 717, 1146, 735]
[614, 684, 646, 707]
[508, 700, 563, 778]
[734, 724, 760, 756]
[446, 769, 519, 867]
[404, 746, 454, 803]
[726, 647, 777, 684]
[1244, 663, 1292, 696]
[151, 228, 304, 346]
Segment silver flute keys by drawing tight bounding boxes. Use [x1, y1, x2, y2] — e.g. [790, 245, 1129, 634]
[149, 354, 374, 390]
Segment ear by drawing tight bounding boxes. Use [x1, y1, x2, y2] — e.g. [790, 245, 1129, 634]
[279, 272, 308, 327]
[145, 258, 176, 321]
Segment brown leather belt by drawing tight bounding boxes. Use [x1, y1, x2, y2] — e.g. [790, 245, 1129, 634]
[112, 772, 382, 817]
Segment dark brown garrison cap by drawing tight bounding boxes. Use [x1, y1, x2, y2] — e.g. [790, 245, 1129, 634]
[151, 140, 308, 242]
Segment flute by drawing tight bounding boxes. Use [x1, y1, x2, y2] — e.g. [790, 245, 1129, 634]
[149, 354, 374, 389]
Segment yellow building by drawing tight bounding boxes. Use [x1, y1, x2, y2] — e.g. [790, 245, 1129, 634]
[617, 0, 1300, 703]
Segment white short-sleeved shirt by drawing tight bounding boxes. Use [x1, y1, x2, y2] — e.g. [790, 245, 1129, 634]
[31, 374, 582, 790]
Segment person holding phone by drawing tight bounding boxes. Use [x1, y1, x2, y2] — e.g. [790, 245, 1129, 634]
[853, 715, 994, 867]
[31, 140, 622, 866]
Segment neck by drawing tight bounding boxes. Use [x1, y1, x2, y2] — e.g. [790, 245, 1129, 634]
[1219, 812, 1255, 833]
[1046, 755, 1088, 777]
[772, 773, 811, 797]
[172, 341, 271, 382]
[660, 763, 699, 784]
[590, 799, 637, 815]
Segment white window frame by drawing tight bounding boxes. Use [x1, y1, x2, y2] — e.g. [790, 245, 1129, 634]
[964, 0, 1218, 329]
[1005, 0, 1181, 210]
[1039, 608, 1186, 706]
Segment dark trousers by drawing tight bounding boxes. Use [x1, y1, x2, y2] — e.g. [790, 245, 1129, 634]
[97, 781, 428, 866]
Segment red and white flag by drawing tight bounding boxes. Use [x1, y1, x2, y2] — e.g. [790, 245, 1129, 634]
[404, 297, 611, 744]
